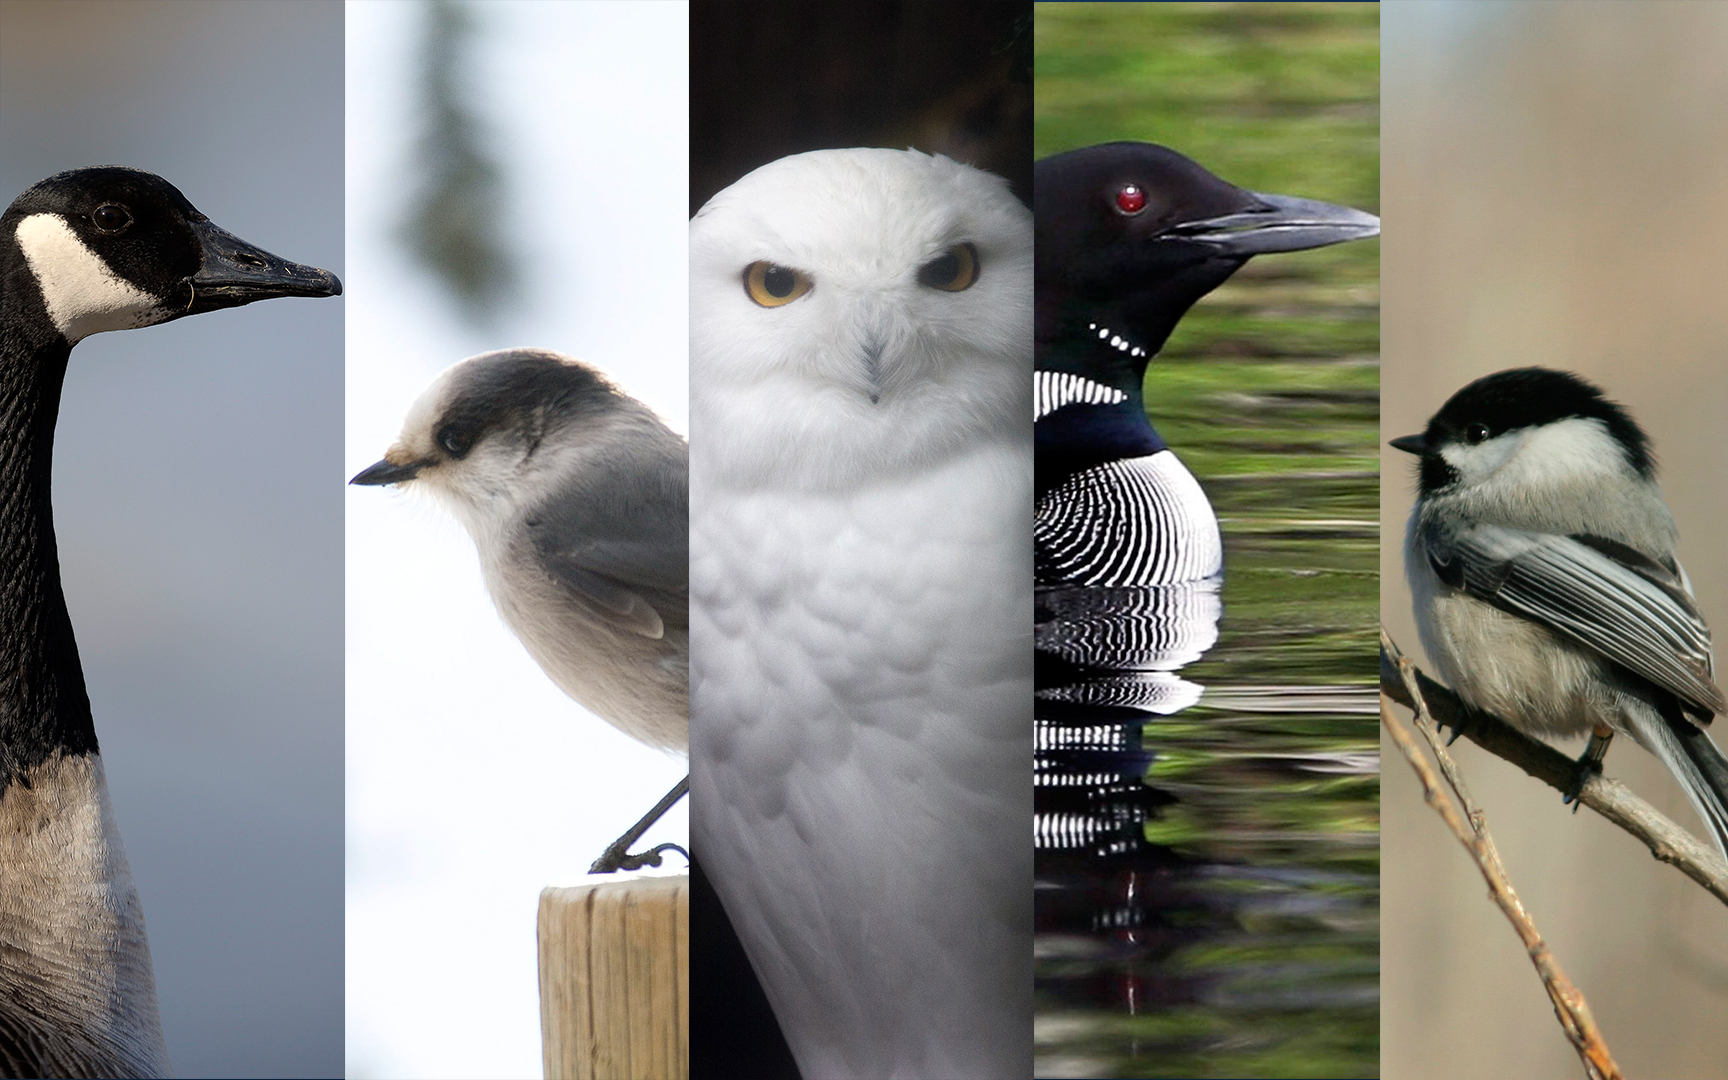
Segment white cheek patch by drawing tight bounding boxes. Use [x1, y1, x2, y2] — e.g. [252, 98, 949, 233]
[14, 213, 171, 343]
[1441, 417, 1628, 489]
[1439, 429, 1522, 482]
[1510, 417, 1629, 483]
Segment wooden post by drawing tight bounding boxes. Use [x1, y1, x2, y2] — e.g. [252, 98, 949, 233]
[538, 875, 689, 1080]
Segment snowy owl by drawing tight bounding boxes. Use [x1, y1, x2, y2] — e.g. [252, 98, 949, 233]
[690, 148, 1033, 1080]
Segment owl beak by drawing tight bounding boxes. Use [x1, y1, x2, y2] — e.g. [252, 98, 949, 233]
[861, 337, 884, 405]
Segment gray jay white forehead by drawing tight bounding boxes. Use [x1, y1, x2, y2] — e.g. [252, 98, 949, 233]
[351, 348, 671, 490]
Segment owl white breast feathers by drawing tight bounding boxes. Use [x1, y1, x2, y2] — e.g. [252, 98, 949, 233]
[690, 148, 1033, 1080]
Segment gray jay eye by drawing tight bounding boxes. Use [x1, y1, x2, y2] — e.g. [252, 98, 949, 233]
[1465, 422, 1490, 444]
[438, 428, 471, 456]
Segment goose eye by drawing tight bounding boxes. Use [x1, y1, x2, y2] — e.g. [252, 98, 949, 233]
[92, 204, 133, 233]
[1114, 184, 1148, 215]
[1465, 422, 1490, 445]
[918, 243, 979, 292]
[743, 261, 812, 307]
[438, 427, 472, 457]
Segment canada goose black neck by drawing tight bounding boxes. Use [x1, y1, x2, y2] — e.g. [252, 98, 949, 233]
[0, 324, 96, 783]
[1, 166, 340, 1079]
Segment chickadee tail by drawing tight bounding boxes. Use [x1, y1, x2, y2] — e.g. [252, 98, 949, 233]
[1649, 710, 1728, 861]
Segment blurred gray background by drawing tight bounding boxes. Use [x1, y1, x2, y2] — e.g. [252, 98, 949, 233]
[1383, 4, 1728, 1078]
[0, 2, 343, 1077]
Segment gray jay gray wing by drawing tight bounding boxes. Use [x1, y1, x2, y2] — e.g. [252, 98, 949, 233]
[1428, 519, 1726, 719]
[527, 447, 688, 641]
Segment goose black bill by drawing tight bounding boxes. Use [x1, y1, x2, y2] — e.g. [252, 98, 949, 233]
[187, 217, 343, 313]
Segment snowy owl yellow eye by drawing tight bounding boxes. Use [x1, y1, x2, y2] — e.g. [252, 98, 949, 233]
[918, 243, 978, 292]
[743, 261, 812, 307]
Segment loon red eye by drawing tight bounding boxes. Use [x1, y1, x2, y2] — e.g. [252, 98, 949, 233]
[1115, 185, 1147, 215]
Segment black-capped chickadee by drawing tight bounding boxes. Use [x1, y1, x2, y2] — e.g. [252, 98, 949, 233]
[1393, 367, 1728, 858]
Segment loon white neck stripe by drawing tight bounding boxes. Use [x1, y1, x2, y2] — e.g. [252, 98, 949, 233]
[15, 214, 162, 343]
[1035, 370, 1129, 420]
[1087, 321, 1149, 360]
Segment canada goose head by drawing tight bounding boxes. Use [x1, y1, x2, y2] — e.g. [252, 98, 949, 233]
[2, 165, 341, 349]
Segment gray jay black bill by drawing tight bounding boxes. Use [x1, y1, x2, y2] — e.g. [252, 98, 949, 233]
[351, 348, 689, 872]
[1394, 366, 1728, 859]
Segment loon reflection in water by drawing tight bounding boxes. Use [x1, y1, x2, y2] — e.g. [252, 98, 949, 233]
[1035, 580, 1221, 863]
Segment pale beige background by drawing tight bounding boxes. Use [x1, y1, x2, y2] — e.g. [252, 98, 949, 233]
[1383, 4, 1728, 1079]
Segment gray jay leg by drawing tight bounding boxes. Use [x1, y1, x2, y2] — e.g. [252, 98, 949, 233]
[590, 775, 690, 873]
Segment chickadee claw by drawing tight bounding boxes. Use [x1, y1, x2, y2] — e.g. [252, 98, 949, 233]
[1562, 754, 1604, 810]
[1436, 707, 1476, 746]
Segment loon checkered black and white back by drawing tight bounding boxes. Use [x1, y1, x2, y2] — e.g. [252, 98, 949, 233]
[1034, 142, 1379, 586]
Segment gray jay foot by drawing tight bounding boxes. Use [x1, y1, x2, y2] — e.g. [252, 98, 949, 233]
[588, 774, 690, 874]
[597, 842, 690, 873]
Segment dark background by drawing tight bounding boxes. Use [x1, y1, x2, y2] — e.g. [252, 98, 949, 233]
[691, 0, 1031, 214]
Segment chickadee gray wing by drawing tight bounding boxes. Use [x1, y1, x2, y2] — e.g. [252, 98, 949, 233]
[1429, 518, 1725, 721]
[527, 450, 689, 641]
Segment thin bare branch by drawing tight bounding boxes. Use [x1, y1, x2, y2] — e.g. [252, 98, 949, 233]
[1378, 631, 1728, 906]
[1380, 628, 1622, 1080]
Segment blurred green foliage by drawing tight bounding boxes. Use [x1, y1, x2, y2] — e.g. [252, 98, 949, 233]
[401, 0, 517, 326]
[1035, 2, 1378, 204]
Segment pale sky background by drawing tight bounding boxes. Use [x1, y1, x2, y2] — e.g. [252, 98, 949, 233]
[0, 3, 343, 1076]
[343, 3, 689, 1078]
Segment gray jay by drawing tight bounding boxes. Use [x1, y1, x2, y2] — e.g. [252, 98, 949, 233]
[351, 348, 688, 872]
[1394, 366, 1728, 859]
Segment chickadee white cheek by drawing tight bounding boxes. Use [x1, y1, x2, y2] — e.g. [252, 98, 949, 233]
[1437, 430, 1521, 484]
[1446, 416, 1630, 494]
